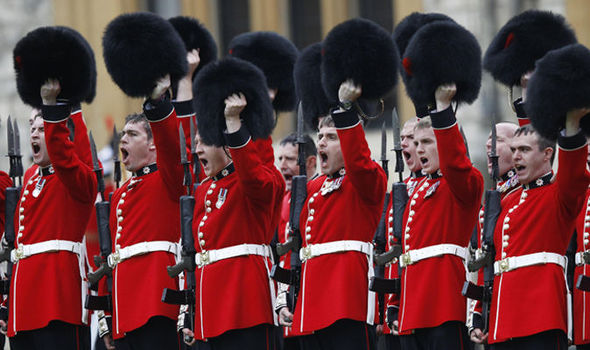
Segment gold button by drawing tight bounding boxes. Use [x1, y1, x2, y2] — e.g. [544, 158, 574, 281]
[19, 207, 24, 213]
[310, 209, 315, 215]
[121, 192, 127, 198]
[206, 207, 211, 213]
[207, 190, 213, 195]
[198, 232, 204, 239]
[305, 227, 311, 233]
[24, 190, 29, 196]
[206, 200, 211, 206]
[211, 183, 217, 189]
[200, 240, 205, 247]
[306, 234, 311, 240]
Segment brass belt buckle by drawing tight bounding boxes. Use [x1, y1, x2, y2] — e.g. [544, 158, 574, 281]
[301, 246, 312, 261]
[108, 249, 121, 268]
[498, 258, 510, 273]
[401, 252, 412, 267]
[14, 246, 24, 262]
[197, 250, 209, 268]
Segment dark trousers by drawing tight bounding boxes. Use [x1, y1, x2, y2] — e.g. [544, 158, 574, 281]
[114, 316, 180, 350]
[578, 343, 590, 350]
[377, 334, 401, 350]
[284, 336, 300, 350]
[399, 321, 469, 350]
[189, 324, 277, 350]
[298, 319, 375, 350]
[9, 321, 90, 350]
[490, 329, 567, 350]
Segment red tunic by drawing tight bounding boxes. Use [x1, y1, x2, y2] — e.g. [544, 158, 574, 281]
[192, 132, 283, 340]
[292, 110, 387, 335]
[109, 103, 184, 339]
[398, 107, 483, 333]
[8, 104, 97, 336]
[574, 187, 590, 345]
[488, 134, 590, 343]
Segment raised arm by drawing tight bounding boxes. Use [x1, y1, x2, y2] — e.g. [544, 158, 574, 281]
[40, 79, 97, 204]
[431, 84, 483, 207]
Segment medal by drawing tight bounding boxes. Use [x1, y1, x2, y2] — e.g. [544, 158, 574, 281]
[216, 188, 227, 209]
[32, 178, 46, 198]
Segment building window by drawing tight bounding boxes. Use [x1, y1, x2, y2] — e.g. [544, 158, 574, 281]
[218, 0, 251, 54]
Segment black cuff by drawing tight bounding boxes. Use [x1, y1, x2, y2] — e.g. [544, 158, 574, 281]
[472, 313, 484, 331]
[430, 106, 456, 129]
[42, 104, 71, 123]
[172, 100, 194, 118]
[143, 96, 174, 122]
[70, 103, 82, 115]
[331, 108, 360, 129]
[558, 129, 587, 150]
[224, 125, 251, 148]
[513, 98, 527, 120]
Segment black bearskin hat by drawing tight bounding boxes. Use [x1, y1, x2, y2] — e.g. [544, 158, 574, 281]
[13, 26, 96, 108]
[294, 42, 332, 130]
[193, 57, 274, 146]
[393, 12, 455, 57]
[228, 31, 298, 112]
[321, 18, 399, 103]
[103, 12, 188, 97]
[484, 10, 577, 87]
[526, 44, 590, 140]
[401, 21, 481, 108]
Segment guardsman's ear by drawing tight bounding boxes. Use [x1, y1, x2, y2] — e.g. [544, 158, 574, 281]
[543, 147, 553, 163]
[148, 140, 156, 152]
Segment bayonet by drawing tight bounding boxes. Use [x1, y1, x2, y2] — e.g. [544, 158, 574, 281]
[7, 117, 14, 158]
[89, 131, 105, 200]
[380, 120, 389, 180]
[112, 125, 121, 189]
[13, 118, 23, 185]
[392, 108, 404, 182]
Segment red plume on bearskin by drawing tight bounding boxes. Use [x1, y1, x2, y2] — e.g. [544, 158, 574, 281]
[401, 21, 481, 109]
[193, 57, 274, 147]
[484, 10, 577, 87]
[102, 12, 188, 97]
[321, 18, 399, 103]
[294, 42, 331, 130]
[526, 44, 590, 140]
[13, 26, 96, 108]
[228, 31, 298, 112]
[393, 12, 455, 58]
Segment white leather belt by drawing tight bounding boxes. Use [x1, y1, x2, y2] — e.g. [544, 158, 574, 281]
[195, 243, 270, 268]
[494, 252, 566, 274]
[575, 251, 590, 266]
[299, 240, 373, 262]
[108, 241, 178, 268]
[11, 239, 82, 263]
[399, 243, 467, 268]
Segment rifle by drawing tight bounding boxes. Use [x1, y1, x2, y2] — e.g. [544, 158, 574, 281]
[462, 121, 502, 333]
[0, 117, 23, 327]
[368, 119, 391, 325]
[271, 102, 307, 312]
[370, 109, 405, 298]
[162, 123, 197, 344]
[85, 132, 114, 312]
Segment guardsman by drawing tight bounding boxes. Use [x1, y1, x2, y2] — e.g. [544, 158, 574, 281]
[485, 118, 589, 349]
[286, 79, 386, 349]
[181, 56, 284, 349]
[383, 117, 426, 349]
[484, 41, 590, 349]
[395, 85, 483, 349]
[99, 76, 183, 349]
[275, 132, 317, 349]
[6, 79, 96, 349]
